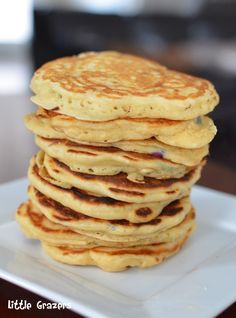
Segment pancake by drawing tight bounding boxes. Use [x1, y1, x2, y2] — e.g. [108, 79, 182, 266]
[25, 108, 190, 142]
[35, 136, 192, 181]
[41, 229, 193, 271]
[28, 155, 202, 222]
[16, 201, 195, 271]
[30, 51, 219, 121]
[16, 201, 84, 246]
[82, 139, 208, 167]
[16, 201, 196, 248]
[28, 186, 191, 241]
[157, 116, 217, 149]
[40, 152, 190, 203]
[26, 110, 209, 166]
[25, 109, 216, 149]
[26, 110, 216, 149]
[26, 109, 209, 166]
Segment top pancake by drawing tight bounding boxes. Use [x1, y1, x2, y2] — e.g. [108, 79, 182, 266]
[31, 51, 219, 121]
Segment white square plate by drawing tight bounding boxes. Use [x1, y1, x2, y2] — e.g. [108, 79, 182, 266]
[0, 178, 236, 318]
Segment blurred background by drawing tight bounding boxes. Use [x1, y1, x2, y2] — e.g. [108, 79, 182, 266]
[0, 0, 236, 185]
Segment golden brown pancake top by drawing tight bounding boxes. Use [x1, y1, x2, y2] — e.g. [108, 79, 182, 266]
[36, 51, 213, 100]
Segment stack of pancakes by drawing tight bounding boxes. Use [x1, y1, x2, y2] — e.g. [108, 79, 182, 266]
[16, 51, 219, 272]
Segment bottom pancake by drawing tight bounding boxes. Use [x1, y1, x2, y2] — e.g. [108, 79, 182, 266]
[41, 230, 192, 272]
[16, 201, 196, 271]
